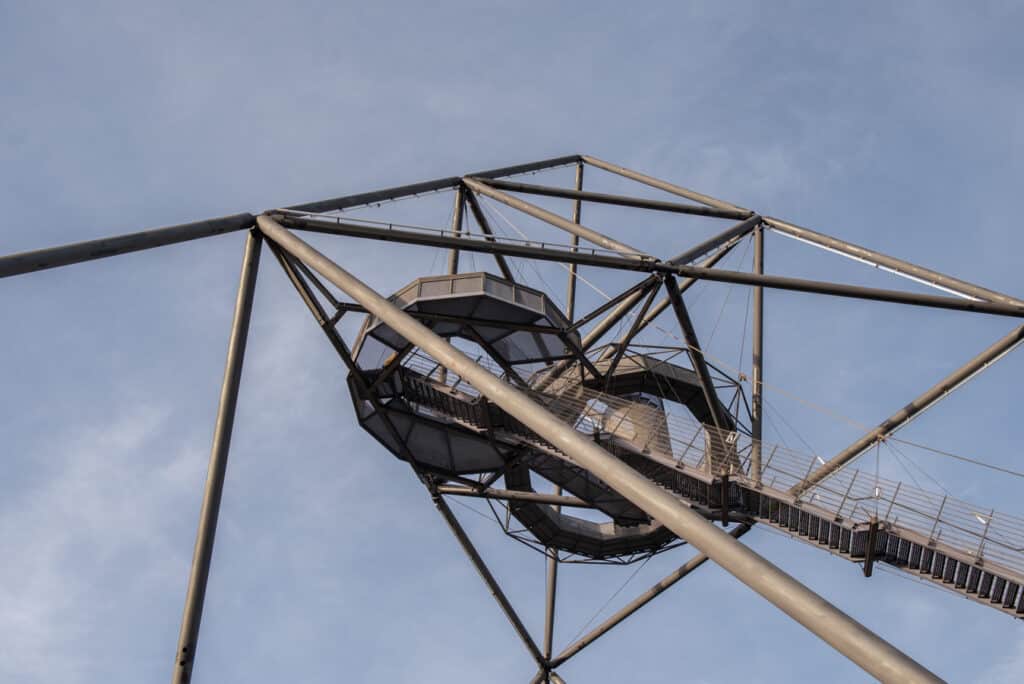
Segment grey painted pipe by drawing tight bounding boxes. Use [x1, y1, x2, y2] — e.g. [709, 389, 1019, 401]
[257, 215, 943, 683]
[462, 177, 648, 258]
[172, 231, 262, 684]
[581, 155, 750, 214]
[281, 214, 1024, 319]
[764, 216, 1024, 309]
[477, 177, 751, 220]
[0, 212, 255, 279]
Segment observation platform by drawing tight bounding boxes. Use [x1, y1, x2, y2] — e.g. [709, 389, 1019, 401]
[350, 273, 1024, 617]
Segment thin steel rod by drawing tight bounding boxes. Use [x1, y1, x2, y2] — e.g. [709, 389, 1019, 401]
[581, 155, 751, 214]
[0, 212, 255, 279]
[668, 215, 760, 266]
[464, 187, 517, 281]
[257, 215, 941, 683]
[565, 162, 584, 320]
[462, 177, 648, 258]
[551, 525, 750, 668]
[430, 488, 547, 669]
[764, 216, 1024, 309]
[287, 154, 581, 214]
[446, 186, 464, 274]
[477, 177, 750, 220]
[663, 275, 729, 431]
[172, 231, 262, 684]
[796, 323, 1024, 495]
[751, 224, 765, 486]
[279, 214, 1024, 318]
[435, 485, 592, 508]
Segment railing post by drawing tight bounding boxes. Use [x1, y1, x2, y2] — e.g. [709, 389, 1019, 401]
[836, 470, 860, 520]
[975, 508, 996, 562]
[928, 495, 948, 544]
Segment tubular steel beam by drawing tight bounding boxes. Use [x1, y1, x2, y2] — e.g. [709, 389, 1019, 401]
[435, 485, 593, 508]
[430, 488, 547, 670]
[581, 155, 751, 214]
[0, 213, 255, 279]
[287, 154, 581, 214]
[764, 216, 1024, 308]
[571, 277, 660, 334]
[477, 177, 751, 220]
[462, 177, 648, 258]
[630, 237, 743, 339]
[172, 231, 262, 684]
[663, 275, 729, 431]
[796, 324, 1024, 495]
[550, 525, 751, 668]
[278, 213, 1024, 319]
[257, 215, 942, 684]
[668, 215, 759, 266]
[543, 485, 563, 663]
[464, 186, 517, 281]
[565, 162, 584, 320]
[751, 224, 765, 486]
[446, 186, 464, 275]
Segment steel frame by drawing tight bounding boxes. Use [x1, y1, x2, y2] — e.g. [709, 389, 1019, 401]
[3, 154, 1020, 683]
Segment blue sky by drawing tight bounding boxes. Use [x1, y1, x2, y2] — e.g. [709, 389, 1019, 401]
[3, 2, 1024, 682]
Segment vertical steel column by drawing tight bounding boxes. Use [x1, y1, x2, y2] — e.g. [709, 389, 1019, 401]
[542, 494, 560, 665]
[446, 187, 465, 275]
[171, 231, 262, 684]
[257, 215, 942, 683]
[751, 224, 765, 486]
[565, 162, 584, 320]
[546, 161, 583, 672]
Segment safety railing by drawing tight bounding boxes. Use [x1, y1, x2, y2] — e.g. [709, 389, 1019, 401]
[396, 351, 1024, 578]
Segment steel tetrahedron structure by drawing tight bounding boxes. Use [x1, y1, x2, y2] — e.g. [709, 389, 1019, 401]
[5, 154, 1024, 683]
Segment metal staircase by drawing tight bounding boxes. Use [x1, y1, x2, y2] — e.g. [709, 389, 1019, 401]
[379, 354, 1024, 619]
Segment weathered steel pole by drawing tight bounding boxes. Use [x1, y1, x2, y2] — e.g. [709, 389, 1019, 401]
[751, 223, 765, 486]
[172, 231, 261, 684]
[0, 213, 255, 279]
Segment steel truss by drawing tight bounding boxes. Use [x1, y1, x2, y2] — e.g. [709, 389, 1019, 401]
[4, 154, 1022, 683]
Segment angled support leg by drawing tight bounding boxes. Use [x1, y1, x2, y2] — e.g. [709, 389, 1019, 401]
[172, 230, 261, 684]
[430, 487, 548, 671]
[550, 525, 750, 668]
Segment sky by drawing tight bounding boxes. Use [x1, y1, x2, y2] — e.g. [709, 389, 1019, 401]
[3, 1, 1024, 682]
